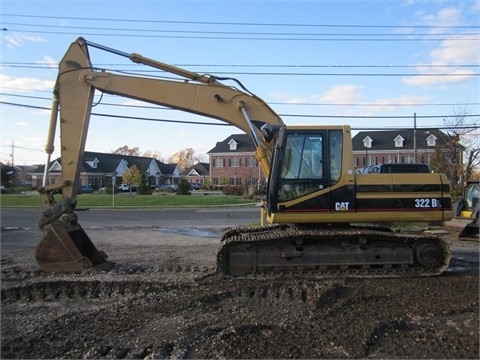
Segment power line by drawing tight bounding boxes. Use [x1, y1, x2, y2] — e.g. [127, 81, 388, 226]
[3, 21, 479, 38]
[1, 64, 477, 77]
[2, 13, 479, 29]
[3, 28, 477, 41]
[1, 100, 479, 122]
[0, 144, 43, 152]
[3, 92, 479, 108]
[3, 62, 478, 69]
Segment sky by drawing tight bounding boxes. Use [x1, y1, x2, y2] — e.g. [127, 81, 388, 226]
[1, 0, 479, 166]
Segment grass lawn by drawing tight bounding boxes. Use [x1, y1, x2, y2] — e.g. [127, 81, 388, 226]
[0, 192, 257, 208]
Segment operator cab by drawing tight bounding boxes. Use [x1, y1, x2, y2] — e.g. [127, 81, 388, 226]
[267, 127, 344, 208]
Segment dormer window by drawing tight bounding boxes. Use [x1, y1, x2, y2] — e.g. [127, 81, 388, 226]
[228, 139, 238, 151]
[85, 157, 99, 169]
[426, 134, 437, 147]
[394, 135, 404, 148]
[362, 136, 373, 148]
[49, 160, 62, 172]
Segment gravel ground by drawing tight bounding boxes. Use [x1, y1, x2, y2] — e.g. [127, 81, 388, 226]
[1, 225, 478, 359]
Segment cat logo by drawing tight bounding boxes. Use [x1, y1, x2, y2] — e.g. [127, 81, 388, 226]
[335, 202, 350, 211]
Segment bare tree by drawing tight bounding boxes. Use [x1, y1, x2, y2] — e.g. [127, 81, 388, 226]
[142, 150, 163, 161]
[431, 107, 480, 198]
[111, 145, 140, 156]
[167, 148, 196, 171]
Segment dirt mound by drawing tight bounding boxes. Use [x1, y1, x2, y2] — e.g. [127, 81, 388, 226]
[1, 228, 478, 359]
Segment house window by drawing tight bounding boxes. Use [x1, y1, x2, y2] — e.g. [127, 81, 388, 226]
[85, 158, 99, 169]
[426, 134, 437, 147]
[230, 158, 240, 167]
[228, 139, 238, 150]
[247, 157, 256, 167]
[422, 154, 431, 165]
[394, 135, 404, 148]
[214, 158, 224, 167]
[230, 177, 241, 186]
[362, 136, 373, 149]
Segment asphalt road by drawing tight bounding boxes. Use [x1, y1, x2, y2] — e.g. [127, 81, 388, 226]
[1, 207, 478, 276]
[1, 207, 261, 232]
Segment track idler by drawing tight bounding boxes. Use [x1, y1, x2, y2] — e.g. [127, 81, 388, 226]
[36, 200, 107, 272]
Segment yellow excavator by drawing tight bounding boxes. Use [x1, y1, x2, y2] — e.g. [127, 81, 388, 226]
[36, 37, 453, 277]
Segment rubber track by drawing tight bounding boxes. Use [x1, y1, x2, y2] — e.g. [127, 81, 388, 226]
[217, 224, 452, 278]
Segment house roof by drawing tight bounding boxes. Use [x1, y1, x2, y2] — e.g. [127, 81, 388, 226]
[184, 162, 210, 177]
[207, 134, 256, 154]
[352, 128, 450, 151]
[31, 151, 178, 176]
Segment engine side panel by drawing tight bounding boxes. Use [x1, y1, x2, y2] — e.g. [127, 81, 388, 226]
[268, 173, 453, 224]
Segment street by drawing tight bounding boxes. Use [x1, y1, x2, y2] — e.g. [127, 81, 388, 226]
[1, 207, 261, 232]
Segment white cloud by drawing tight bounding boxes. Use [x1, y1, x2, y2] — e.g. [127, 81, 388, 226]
[362, 95, 432, 112]
[3, 34, 44, 48]
[419, 6, 462, 31]
[430, 35, 480, 64]
[472, 0, 480, 12]
[0, 74, 55, 92]
[403, 32, 479, 87]
[312, 85, 363, 104]
[14, 121, 28, 128]
[403, 72, 475, 86]
[37, 56, 57, 68]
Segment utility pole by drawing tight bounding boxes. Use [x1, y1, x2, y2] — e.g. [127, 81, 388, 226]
[10, 141, 15, 186]
[413, 113, 417, 163]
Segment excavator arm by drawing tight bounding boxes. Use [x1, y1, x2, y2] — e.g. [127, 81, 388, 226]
[36, 37, 283, 272]
[46, 38, 282, 197]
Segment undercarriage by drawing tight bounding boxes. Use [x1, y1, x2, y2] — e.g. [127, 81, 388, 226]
[217, 224, 451, 278]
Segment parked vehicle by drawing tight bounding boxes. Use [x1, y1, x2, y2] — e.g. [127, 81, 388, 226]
[190, 183, 201, 190]
[78, 185, 94, 194]
[158, 184, 176, 193]
[118, 184, 130, 192]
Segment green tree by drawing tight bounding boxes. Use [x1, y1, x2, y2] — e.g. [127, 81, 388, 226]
[177, 178, 191, 195]
[136, 172, 153, 195]
[203, 178, 213, 190]
[104, 177, 120, 195]
[122, 165, 142, 190]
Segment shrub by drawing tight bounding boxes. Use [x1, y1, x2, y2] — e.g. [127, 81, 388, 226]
[136, 173, 153, 195]
[177, 178, 191, 195]
[223, 185, 243, 196]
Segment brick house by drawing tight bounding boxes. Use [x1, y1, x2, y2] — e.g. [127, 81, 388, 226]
[30, 151, 182, 189]
[207, 134, 265, 187]
[352, 128, 451, 168]
[183, 162, 210, 186]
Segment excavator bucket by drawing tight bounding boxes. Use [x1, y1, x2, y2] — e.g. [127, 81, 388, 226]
[36, 221, 108, 272]
[458, 217, 479, 239]
[458, 202, 479, 239]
